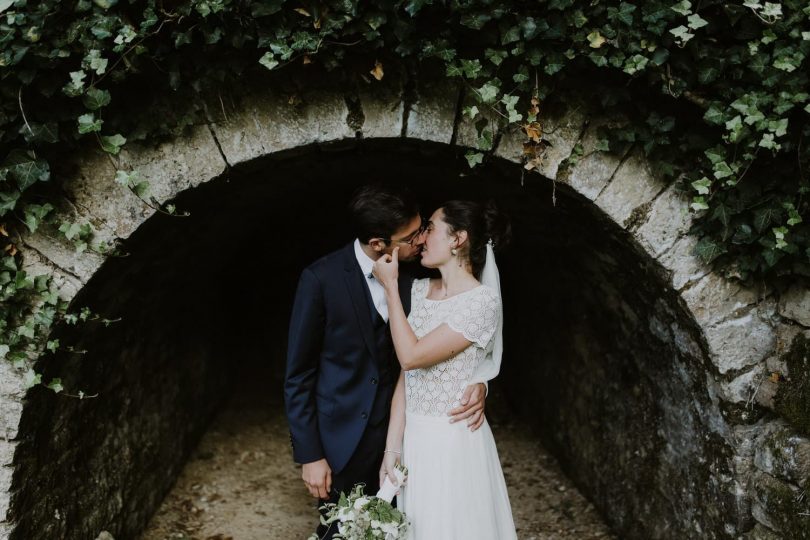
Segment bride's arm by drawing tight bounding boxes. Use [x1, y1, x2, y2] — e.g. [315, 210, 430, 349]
[374, 249, 473, 371]
[381, 370, 406, 485]
[385, 284, 473, 370]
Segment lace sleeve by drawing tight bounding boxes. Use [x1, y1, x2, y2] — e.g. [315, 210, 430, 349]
[446, 286, 501, 348]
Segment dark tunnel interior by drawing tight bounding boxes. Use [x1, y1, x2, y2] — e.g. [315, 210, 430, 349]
[9, 139, 734, 539]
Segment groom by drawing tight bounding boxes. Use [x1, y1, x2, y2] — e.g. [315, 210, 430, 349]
[284, 184, 487, 537]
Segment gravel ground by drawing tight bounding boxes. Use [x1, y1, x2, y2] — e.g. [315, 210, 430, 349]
[140, 383, 614, 540]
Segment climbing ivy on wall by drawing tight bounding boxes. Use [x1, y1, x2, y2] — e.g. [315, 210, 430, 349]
[0, 0, 808, 389]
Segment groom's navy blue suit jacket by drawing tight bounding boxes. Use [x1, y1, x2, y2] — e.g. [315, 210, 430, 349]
[284, 242, 412, 474]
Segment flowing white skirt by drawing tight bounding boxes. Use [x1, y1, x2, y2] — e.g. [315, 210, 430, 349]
[398, 411, 517, 540]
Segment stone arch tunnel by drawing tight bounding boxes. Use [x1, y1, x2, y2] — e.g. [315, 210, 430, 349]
[1, 77, 807, 540]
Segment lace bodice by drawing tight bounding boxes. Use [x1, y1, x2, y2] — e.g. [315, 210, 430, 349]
[404, 278, 501, 416]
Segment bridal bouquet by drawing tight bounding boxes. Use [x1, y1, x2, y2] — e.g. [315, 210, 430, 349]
[309, 464, 409, 540]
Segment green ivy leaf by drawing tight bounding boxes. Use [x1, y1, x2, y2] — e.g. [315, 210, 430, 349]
[753, 206, 781, 232]
[695, 236, 726, 263]
[711, 203, 731, 228]
[62, 70, 87, 97]
[783, 203, 803, 226]
[23, 203, 54, 233]
[587, 31, 606, 48]
[477, 127, 494, 150]
[712, 161, 734, 180]
[23, 369, 42, 389]
[773, 226, 789, 249]
[724, 115, 743, 142]
[77, 113, 103, 134]
[83, 87, 111, 110]
[687, 13, 708, 30]
[1, 149, 50, 191]
[477, 82, 499, 103]
[465, 151, 484, 167]
[460, 12, 491, 30]
[259, 52, 278, 70]
[445, 63, 463, 78]
[669, 25, 694, 45]
[59, 221, 82, 240]
[460, 58, 482, 78]
[83, 49, 108, 75]
[703, 104, 725, 125]
[671, 1, 691, 15]
[100, 134, 126, 154]
[609, 3, 636, 26]
[132, 180, 149, 198]
[115, 169, 139, 186]
[691, 177, 711, 195]
[761, 2, 782, 19]
[19, 122, 59, 144]
[690, 196, 709, 211]
[484, 48, 507, 66]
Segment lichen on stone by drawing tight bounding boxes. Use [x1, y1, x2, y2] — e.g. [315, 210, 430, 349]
[775, 333, 810, 437]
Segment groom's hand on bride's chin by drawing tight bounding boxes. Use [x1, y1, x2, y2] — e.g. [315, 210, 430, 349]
[302, 458, 332, 499]
[448, 383, 486, 432]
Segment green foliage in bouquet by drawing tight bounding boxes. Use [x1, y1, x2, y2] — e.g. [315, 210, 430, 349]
[310, 483, 409, 540]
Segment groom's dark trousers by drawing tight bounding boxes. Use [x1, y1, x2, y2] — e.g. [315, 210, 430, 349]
[284, 242, 411, 539]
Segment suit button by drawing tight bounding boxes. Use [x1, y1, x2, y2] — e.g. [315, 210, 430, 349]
[371, 378, 378, 385]
[361, 412, 368, 419]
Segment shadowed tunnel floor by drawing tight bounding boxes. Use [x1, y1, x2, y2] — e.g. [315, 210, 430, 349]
[139, 367, 615, 540]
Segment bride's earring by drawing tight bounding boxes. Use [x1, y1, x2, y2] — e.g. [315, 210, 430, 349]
[451, 247, 458, 256]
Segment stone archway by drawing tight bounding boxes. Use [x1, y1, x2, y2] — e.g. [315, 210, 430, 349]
[1, 72, 807, 539]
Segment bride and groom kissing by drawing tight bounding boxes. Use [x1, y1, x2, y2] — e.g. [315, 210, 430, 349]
[284, 183, 517, 539]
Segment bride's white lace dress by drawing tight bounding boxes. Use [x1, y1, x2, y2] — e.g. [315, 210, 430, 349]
[398, 278, 517, 540]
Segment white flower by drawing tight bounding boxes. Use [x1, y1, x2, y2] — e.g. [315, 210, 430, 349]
[337, 507, 356, 522]
[353, 496, 370, 510]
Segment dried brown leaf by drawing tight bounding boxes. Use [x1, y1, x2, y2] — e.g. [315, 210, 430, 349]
[524, 123, 542, 142]
[370, 60, 384, 81]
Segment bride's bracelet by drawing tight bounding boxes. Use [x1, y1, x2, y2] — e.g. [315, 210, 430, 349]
[384, 449, 401, 455]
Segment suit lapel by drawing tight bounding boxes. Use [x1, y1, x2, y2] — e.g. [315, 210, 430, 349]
[343, 244, 379, 361]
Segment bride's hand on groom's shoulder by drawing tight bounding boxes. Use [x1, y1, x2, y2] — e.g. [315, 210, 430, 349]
[372, 247, 400, 290]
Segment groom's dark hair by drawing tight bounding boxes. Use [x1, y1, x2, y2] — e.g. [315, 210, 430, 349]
[349, 183, 419, 244]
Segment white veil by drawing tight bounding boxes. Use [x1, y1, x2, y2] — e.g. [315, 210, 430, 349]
[469, 239, 503, 387]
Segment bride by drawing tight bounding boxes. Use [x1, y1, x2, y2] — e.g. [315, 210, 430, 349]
[372, 200, 517, 540]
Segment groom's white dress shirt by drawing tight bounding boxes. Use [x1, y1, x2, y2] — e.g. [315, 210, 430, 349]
[354, 239, 389, 323]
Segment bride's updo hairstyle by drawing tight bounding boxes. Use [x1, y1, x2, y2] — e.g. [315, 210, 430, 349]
[440, 200, 511, 279]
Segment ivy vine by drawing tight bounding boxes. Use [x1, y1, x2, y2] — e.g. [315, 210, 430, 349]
[0, 0, 808, 390]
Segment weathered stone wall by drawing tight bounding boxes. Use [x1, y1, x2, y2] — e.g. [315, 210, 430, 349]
[499, 186, 738, 537]
[0, 67, 807, 539]
[7, 211, 240, 539]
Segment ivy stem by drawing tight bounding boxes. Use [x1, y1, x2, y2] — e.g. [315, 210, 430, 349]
[17, 87, 34, 138]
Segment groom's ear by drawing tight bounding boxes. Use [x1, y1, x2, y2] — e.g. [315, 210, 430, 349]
[368, 238, 387, 252]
